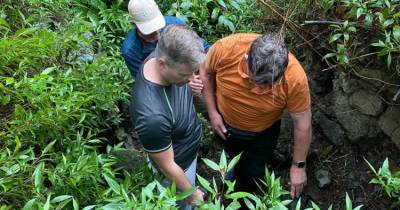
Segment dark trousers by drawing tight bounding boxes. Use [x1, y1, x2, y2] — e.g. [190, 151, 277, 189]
[221, 120, 281, 193]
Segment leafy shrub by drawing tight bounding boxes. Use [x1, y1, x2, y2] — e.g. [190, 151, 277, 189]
[157, 0, 264, 42]
[323, 0, 400, 69]
[366, 158, 400, 208]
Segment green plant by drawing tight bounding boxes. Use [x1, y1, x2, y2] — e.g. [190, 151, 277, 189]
[157, 0, 264, 42]
[323, 0, 400, 69]
[323, 21, 357, 64]
[366, 158, 400, 208]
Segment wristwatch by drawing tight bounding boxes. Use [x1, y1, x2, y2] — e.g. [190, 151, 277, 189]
[292, 161, 306, 168]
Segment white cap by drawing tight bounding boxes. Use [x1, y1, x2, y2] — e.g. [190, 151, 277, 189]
[128, 0, 166, 35]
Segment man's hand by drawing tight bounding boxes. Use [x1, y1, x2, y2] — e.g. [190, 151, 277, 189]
[188, 189, 204, 207]
[290, 165, 307, 198]
[209, 112, 227, 140]
[189, 74, 204, 94]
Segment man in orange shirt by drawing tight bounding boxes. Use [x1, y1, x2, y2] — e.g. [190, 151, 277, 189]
[200, 32, 312, 198]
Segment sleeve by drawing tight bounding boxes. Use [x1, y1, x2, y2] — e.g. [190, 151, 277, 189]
[165, 16, 186, 25]
[121, 30, 143, 78]
[206, 42, 222, 72]
[135, 114, 172, 153]
[202, 39, 211, 53]
[122, 51, 142, 78]
[287, 64, 311, 113]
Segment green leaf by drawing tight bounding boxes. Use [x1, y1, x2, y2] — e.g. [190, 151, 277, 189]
[218, 15, 235, 32]
[228, 0, 240, 10]
[82, 205, 97, 210]
[103, 173, 121, 195]
[311, 201, 321, 210]
[33, 162, 45, 192]
[371, 40, 385, 47]
[227, 153, 241, 172]
[381, 158, 390, 175]
[176, 186, 197, 201]
[44, 194, 52, 210]
[211, 8, 220, 20]
[393, 26, 400, 41]
[42, 140, 57, 155]
[364, 14, 373, 27]
[51, 195, 72, 203]
[0, 95, 10, 106]
[5, 77, 14, 85]
[202, 158, 220, 171]
[356, 8, 364, 19]
[295, 198, 302, 210]
[22, 199, 36, 210]
[14, 136, 21, 153]
[196, 174, 214, 194]
[344, 33, 349, 42]
[383, 19, 394, 28]
[226, 200, 241, 209]
[364, 158, 377, 174]
[329, 33, 342, 44]
[220, 150, 227, 171]
[322, 53, 336, 60]
[345, 193, 352, 210]
[217, 0, 227, 8]
[353, 205, 363, 210]
[386, 53, 392, 69]
[244, 198, 255, 209]
[226, 192, 250, 199]
[0, 17, 10, 28]
[41, 67, 56, 75]
[348, 26, 356, 33]
[73, 198, 79, 210]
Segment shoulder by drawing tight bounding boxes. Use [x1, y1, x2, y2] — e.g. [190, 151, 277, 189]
[210, 33, 259, 55]
[284, 53, 308, 83]
[217, 33, 260, 47]
[164, 16, 185, 25]
[121, 29, 140, 55]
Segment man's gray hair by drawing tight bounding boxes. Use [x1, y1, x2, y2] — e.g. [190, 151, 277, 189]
[248, 32, 289, 85]
[155, 25, 205, 70]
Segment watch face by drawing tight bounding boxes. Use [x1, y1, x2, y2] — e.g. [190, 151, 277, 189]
[297, 162, 305, 168]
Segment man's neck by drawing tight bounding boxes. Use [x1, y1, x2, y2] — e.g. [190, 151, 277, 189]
[143, 58, 169, 86]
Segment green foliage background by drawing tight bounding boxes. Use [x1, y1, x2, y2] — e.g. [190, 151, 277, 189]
[0, 0, 398, 209]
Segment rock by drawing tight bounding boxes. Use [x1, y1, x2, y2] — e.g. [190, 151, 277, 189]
[314, 111, 345, 145]
[378, 106, 400, 148]
[333, 89, 381, 141]
[113, 127, 144, 170]
[357, 68, 397, 89]
[391, 128, 400, 149]
[115, 127, 129, 141]
[315, 169, 331, 188]
[112, 148, 144, 171]
[335, 72, 360, 94]
[349, 89, 384, 116]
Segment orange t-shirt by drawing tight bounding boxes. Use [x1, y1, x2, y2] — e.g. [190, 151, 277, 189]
[206, 33, 311, 132]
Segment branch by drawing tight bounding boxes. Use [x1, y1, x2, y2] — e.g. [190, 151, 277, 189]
[301, 20, 342, 26]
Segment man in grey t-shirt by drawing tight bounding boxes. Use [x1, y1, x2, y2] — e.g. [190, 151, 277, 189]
[130, 25, 205, 209]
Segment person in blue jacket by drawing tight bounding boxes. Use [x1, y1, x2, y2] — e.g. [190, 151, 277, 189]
[121, 0, 210, 95]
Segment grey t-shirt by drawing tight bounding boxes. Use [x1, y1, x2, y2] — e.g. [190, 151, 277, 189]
[130, 54, 202, 170]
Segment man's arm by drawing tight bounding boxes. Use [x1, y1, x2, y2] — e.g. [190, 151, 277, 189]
[150, 147, 203, 206]
[121, 30, 143, 78]
[289, 108, 312, 198]
[199, 62, 227, 139]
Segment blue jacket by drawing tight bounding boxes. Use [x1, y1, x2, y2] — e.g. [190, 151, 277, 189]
[121, 16, 211, 77]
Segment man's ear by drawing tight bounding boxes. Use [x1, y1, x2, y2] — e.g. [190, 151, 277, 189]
[157, 58, 167, 71]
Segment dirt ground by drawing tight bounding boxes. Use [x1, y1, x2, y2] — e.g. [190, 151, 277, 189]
[196, 129, 400, 210]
